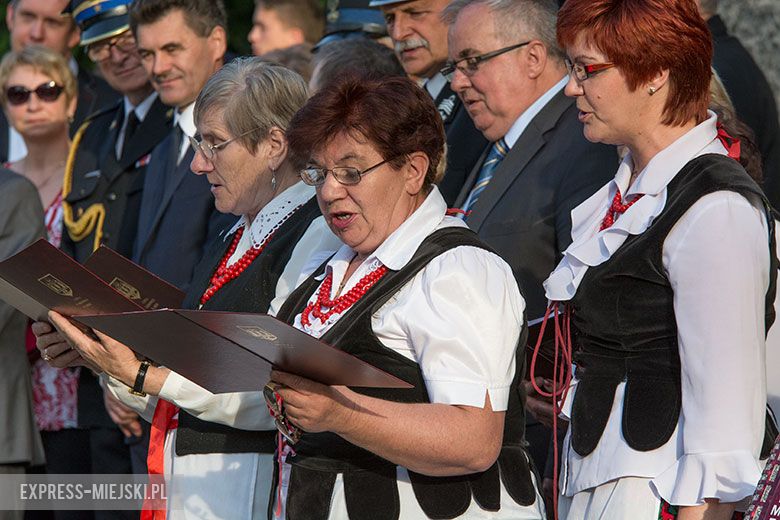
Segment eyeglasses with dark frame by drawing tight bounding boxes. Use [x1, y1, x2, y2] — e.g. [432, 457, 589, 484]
[299, 156, 401, 187]
[86, 30, 137, 63]
[440, 41, 531, 81]
[189, 127, 264, 161]
[564, 58, 615, 82]
[5, 81, 65, 106]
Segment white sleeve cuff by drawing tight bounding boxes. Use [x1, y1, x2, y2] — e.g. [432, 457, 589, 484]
[651, 450, 762, 505]
[425, 379, 511, 411]
[159, 371, 275, 430]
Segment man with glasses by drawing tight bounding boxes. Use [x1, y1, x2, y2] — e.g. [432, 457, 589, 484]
[56, 0, 174, 488]
[369, 0, 486, 205]
[1, 0, 119, 164]
[443, 0, 617, 503]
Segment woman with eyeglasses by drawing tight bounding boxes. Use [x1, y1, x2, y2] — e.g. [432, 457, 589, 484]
[0, 45, 91, 484]
[539, 0, 776, 519]
[35, 58, 340, 519]
[261, 75, 545, 519]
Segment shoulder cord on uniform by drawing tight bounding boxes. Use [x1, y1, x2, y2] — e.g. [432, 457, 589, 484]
[62, 119, 106, 253]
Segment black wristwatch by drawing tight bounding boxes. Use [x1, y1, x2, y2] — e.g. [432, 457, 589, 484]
[130, 361, 151, 397]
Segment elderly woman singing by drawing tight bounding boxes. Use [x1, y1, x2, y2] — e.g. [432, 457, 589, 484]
[541, 0, 777, 519]
[265, 76, 546, 519]
[34, 58, 339, 519]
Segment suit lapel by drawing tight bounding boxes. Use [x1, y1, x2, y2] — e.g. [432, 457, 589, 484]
[139, 145, 195, 257]
[98, 110, 125, 182]
[465, 89, 574, 232]
[433, 82, 461, 129]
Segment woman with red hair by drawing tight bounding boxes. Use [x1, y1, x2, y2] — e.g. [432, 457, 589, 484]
[543, 0, 776, 518]
[267, 75, 546, 519]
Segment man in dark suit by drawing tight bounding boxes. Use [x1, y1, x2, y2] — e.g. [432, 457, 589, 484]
[369, 0, 487, 205]
[444, 0, 617, 482]
[129, 0, 234, 292]
[1, 0, 119, 164]
[696, 0, 780, 210]
[59, 0, 174, 488]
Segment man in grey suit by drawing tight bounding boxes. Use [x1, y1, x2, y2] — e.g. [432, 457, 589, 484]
[443, 0, 617, 490]
[0, 168, 45, 520]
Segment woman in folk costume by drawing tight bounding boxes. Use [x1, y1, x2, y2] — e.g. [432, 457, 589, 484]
[539, 0, 777, 518]
[35, 58, 339, 519]
[265, 75, 546, 519]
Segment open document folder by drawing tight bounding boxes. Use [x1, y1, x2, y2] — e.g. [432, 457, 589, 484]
[78, 310, 412, 392]
[0, 239, 411, 392]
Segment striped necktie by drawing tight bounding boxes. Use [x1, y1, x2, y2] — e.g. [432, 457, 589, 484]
[460, 138, 508, 216]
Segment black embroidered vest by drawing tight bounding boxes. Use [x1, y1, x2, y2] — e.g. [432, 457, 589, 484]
[568, 154, 777, 457]
[274, 227, 538, 520]
[175, 196, 322, 456]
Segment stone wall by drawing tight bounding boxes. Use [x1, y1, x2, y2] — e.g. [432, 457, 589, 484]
[719, 0, 780, 115]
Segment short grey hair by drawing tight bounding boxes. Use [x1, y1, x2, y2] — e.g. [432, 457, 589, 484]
[193, 56, 309, 151]
[442, 0, 563, 61]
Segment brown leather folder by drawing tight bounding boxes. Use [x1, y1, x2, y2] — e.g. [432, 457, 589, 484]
[84, 246, 185, 309]
[77, 309, 414, 392]
[0, 239, 143, 321]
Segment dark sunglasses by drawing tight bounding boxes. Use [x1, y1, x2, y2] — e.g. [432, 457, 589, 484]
[5, 81, 65, 106]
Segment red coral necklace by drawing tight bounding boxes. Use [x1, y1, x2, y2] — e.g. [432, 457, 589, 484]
[200, 205, 301, 306]
[300, 264, 389, 327]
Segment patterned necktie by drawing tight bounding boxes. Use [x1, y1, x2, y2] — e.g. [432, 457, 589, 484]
[461, 138, 508, 216]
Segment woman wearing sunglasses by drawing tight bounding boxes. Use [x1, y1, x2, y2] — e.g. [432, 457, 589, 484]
[261, 75, 545, 519]
[540, 0, 776, 518]
[0, 45, 86, 483]
[36, 57, 340, 519]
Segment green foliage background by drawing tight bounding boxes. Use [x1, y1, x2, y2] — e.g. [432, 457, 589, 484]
[0, 0, 255, 62]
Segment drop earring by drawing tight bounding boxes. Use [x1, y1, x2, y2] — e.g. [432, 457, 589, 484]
[271, 168, 277, 191]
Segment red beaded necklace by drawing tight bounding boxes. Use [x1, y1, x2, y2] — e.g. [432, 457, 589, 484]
[200, 227, 267, 305]
[200, 205, 302, 306]
[600, 189, 644, 230]
[300, 265, 389, 328]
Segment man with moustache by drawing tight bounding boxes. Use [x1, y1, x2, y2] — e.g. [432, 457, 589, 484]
[59, 0, 173, 482]
[370, 0, 487, 205]
[2, 0, 119, 164]
[130, 0, 234, 291]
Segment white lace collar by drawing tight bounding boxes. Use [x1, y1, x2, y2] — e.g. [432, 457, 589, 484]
[225, 181, 314, 265]
[543, 111, 727, 301]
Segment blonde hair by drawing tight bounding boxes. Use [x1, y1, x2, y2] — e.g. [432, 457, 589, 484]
[0, 45, 78, 107]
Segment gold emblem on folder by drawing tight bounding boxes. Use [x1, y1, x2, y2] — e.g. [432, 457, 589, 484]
[38, 274, 73, 297]
[237, 325, 278, 342]
[109, 278, 141, 300]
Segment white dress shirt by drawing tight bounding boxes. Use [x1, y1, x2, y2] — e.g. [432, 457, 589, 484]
[275, 186, 546, 519]
[173, 103, 196, 165]
[105, 182, 341, 519]
[544, 112, 770, 508]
